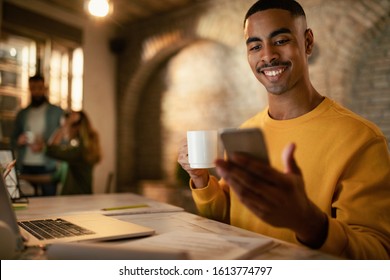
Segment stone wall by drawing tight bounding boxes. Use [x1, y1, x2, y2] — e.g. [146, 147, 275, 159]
[115, 0, 390, 191]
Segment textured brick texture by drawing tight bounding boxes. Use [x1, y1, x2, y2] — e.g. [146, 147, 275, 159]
[115, 0, 390, 191]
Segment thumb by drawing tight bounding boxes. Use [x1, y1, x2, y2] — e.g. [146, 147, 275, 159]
[282, 143, 301, 175]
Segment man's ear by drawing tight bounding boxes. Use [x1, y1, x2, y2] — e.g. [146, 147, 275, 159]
[305, 28, 314, 55]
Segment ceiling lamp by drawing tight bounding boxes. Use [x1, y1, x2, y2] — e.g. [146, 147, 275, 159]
[86, 0, 112, 18]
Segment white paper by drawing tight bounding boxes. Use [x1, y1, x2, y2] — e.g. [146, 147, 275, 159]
[126, 231, 275, 260]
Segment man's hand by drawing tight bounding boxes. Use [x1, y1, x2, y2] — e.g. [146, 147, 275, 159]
[215, 143, 328, 248]
[17, 133, 45, 153]
[29, 136, 45, 153]
[177, 138, 209, 189]
[17, 134, 28, 146]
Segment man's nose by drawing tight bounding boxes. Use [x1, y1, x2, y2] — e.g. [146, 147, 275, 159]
[260, 44, 279, 64]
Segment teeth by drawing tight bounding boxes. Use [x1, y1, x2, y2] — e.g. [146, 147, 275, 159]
[263, 69, 285, 77]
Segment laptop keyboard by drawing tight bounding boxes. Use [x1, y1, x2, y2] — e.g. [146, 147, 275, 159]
[18, 218, 95, 240]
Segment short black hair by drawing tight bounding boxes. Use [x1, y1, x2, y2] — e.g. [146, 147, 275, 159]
[244, 0, 306, 23]
[29, 74, 45, 83]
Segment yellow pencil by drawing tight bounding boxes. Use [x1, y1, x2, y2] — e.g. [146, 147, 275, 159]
[12, 203, 28, 210]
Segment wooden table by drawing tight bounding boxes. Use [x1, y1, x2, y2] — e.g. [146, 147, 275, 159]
[14, 192, 336, 260]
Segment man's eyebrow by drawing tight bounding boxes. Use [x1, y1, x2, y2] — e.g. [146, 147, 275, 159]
[246, 37, 261, 45]
[270, 28, 292, 38]
[246, 28, 292, 45]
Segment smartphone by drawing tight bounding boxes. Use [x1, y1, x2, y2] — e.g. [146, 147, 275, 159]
[220, 128, 269, 165]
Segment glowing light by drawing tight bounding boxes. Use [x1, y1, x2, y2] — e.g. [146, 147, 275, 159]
[87, 0, 110, 18]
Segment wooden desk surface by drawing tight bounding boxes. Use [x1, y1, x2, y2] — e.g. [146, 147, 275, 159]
[15, 192, 183, 219]
[14, 193, 335, 260]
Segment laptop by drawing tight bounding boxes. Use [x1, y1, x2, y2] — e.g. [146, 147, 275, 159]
[0, 149, 21, 201]
[0, 169, 155, 252]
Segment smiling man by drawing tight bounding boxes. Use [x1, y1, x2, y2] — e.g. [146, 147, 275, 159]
[178, 0, 390, 259]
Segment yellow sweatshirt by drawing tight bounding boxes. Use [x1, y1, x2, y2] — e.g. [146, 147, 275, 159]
[191, 97, 390, 259]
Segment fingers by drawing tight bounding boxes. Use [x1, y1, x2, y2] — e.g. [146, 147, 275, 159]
[216, 158, 274, 195]
[177, 138, 208, 177]
[177, 140, 189, 166]
[220, 153, 281, 187]
[282, 143, 301, 175]
[216, 144, 310, 230]
[216, 158, 277, 220]
[18, 134, 28, 146]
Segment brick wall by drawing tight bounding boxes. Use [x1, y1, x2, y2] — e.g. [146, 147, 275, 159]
[115, 0, 390, 191]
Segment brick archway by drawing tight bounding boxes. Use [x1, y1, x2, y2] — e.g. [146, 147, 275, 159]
[347, 14, 390, 145]
[117, 38, 193, 189]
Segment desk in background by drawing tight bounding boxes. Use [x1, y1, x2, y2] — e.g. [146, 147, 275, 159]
[14, 192, 335, 260]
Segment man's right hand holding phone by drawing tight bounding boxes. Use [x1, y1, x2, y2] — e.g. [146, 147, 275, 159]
[215, 143, 329, 249]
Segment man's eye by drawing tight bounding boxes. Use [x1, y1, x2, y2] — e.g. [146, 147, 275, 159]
[275, 39, 290, 46]
[249, 45, 261, 51]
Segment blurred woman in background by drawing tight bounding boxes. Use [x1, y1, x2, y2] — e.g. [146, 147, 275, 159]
[46, 110, 101, 195]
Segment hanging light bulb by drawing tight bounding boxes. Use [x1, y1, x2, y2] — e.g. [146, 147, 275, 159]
[87, 0, 111, 18]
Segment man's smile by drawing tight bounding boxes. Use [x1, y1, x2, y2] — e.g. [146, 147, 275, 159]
[263, 67, 287, 77]
[257, 65, 289, 82]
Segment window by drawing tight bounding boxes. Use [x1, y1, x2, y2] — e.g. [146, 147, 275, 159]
[0, 33, 36, 147]
[48, 46, 84, 111]
[0, 33, 83, 147]
[71, 48, 84, 111]
[0, 2, 84, 148]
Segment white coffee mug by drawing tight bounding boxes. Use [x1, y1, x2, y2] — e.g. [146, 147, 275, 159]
[187, 130, 218, 169]
[25, 131, 35, 144]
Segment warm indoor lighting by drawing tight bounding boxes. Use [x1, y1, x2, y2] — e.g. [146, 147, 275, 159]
[9, 48, 17, 57]
[87, 0, 111, 18]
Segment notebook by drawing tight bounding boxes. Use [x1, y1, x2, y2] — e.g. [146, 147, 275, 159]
[0, 149, 21, 200]
[0, 170, 155, 251]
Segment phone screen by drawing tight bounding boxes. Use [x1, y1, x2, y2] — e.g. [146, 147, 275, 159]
[220, 128, 269, 164]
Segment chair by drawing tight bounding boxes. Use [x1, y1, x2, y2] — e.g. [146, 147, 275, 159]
[19, 162, 68, 196]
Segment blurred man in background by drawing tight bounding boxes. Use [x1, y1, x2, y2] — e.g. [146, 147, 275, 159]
[12, 74, 63, 196]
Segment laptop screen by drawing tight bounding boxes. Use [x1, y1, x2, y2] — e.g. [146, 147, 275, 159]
[0, 149, 20, 199]
[0, 167, 25, 251]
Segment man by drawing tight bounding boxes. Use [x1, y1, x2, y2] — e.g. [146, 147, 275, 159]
[12, 75, 63, 196]
[178, 0, 390, 259]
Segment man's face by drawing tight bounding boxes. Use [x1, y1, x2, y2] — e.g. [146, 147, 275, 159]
[29, 80, 47, 107]
[244, 9, 312, 95]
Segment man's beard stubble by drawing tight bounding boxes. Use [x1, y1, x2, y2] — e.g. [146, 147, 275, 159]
[30, 95, 48, 107]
